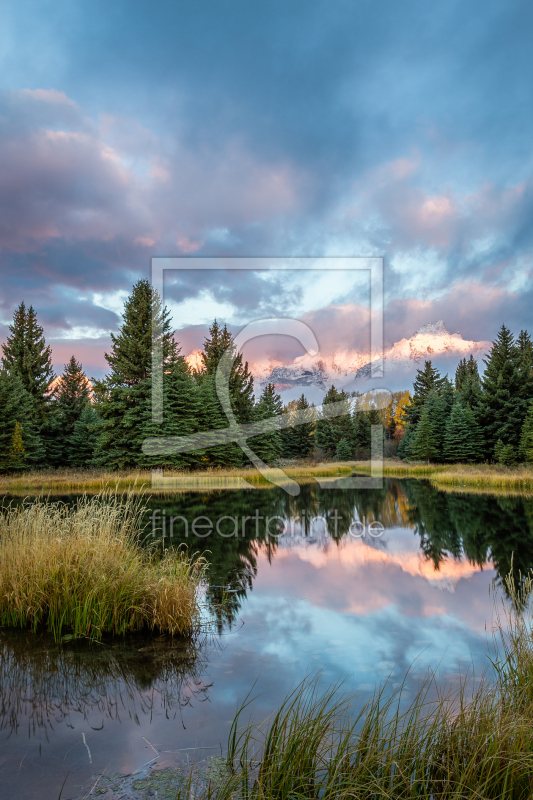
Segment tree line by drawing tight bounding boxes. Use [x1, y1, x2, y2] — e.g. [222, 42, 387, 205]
[4, 279, 527, 471]
[398, 324, 533, 464]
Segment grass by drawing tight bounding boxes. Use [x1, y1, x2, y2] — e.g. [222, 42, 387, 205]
[0, 492, 206, 642]
[354, 458, 533, 493]
[0, 463, 354, 494]
[188, 572, 533, 800]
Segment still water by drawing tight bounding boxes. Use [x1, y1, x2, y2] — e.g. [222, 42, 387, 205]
[1, 479, 532, 799]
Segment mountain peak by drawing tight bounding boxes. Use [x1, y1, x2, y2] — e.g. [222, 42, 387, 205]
[413, 320, 450, 337]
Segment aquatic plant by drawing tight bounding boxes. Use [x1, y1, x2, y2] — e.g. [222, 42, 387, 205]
[0, 492, 206, 642]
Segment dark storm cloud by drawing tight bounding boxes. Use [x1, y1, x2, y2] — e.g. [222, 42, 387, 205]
[1, 0, 533, 360]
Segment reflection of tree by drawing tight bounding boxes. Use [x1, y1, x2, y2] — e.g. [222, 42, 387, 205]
[143, 491, 286, 632]
[0, 629, 212, 738]
[401, 480, 533, 593]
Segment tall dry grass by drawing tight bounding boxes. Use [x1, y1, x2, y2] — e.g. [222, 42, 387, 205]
[192, 572, 533, 800]
[0, 463, 354, 495]
[0, 493, 206, 642]
[354, 459, 533, 493]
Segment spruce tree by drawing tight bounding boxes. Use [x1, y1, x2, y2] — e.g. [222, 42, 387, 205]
[444, 399, 480, 463]
[404, 361, 445, 426]
[353, 411, 371, 454]
[519, 402, 533, 463]
[481, 325, 525, 454]
[397, 425, 416, 460]
[286, 394, 314, 459]
[335, 437, 352, 461]
[423, 390, 447, 460]
[1, 303, 54, 423]
[0, 369, 44, 471]
[516, 330, 533, 401]
[53, 356, 92, 465]
[9, 422, 25, 468]
[69, 404, 101, 467]
[315, 385, 352, 458]
[200, 320, 255, 425]
[411, 405, 439, 464]
[95, 280, 174, 468]
[194, 374, 243, 467]
[40, 404, 65, 468]
[248, 383, 284, 465]
[368, 407, 385, 456]
[140, 350, 205, 469]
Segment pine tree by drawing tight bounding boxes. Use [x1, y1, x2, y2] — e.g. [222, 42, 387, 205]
[248, 383, 284, 465]
[69, 404, 101, 467]
[0, 369, 44, 471]
[519, 402, 533, 463]
[404, 361, 445, 427]
[1, 302, 54, 422]
[411, 405, 439, 464]
[95, 280, 174, 468]
[335, 437, 352, 461]
[481, 325, 525, 454]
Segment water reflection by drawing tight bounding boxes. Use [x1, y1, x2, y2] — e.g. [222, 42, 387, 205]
[142, 480, 533, 614]
[0, 629, 212, 738]
[1, 481, 531, 798]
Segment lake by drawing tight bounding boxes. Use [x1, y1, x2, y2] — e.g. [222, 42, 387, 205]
[1, 479, 531, 799]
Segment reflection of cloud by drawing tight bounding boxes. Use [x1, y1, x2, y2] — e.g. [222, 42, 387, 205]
[275, 535, 484, 594]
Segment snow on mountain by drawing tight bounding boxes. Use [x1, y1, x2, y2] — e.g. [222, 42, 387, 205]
[259, 321, 491, 396]
[184, 348, 205, 372]
[183, 321, 492, 398]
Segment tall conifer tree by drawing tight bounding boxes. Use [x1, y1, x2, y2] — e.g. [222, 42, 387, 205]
[403, 361, 445, 427]
[95, 280, 173, 468]
[481, 325, 524, 454]
[285, 394, 314, 459]
[1, 302, 54, 421]
[0, 369, 44, 470]
[249, 383, 284, 465]
[519, 402, 533, 463]
[411, 405, 439, 464]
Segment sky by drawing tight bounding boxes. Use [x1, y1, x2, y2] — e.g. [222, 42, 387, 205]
[1, 0, 533, 378]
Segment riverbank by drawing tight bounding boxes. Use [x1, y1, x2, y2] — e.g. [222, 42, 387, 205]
[0, 463, 354, 494]
[354, 459, 533, 493]
[0, 493, 205, 642]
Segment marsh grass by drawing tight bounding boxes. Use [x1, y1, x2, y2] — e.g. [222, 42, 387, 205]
[0, 463, 354, 495]
[193, 573, 533, 800]
[355, 459, 533, 493]
[0, 492, 206, 642]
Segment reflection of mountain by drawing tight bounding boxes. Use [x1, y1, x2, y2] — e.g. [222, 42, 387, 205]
[143, 480, 533, 608]
[0, 629, 210, 737]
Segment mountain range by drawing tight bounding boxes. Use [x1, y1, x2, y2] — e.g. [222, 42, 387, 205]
[185, 321, 492, 400]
